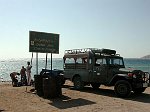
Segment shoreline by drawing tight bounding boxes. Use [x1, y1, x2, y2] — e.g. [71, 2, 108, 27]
[0, 81, 11, 84]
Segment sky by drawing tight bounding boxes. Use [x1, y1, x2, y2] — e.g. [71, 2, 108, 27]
[0, 0, 150, 59]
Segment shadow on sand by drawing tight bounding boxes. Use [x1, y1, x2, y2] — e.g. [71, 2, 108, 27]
[63, 84, 150, 103]
[0, 109, 5, 112]
[49, 95, 96, 109]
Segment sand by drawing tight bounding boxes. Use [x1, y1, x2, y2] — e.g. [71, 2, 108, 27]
[0, 81, 150, 112]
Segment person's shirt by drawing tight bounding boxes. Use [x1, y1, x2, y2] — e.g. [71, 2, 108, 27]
[10, 72, 18, 78]
[26, 65, 32, 73]
[20, 68, 26, 75]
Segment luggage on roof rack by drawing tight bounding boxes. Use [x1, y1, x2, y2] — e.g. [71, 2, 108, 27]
[65, 48, 116, 56]
[99, 49, 116, 55]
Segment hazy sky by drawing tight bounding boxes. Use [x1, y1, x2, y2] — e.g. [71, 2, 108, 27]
[0, 0, 150, 59]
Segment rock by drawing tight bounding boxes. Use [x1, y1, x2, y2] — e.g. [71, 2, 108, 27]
[141, 55, 150, 59]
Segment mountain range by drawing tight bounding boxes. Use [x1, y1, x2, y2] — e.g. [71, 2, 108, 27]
[141, 55, 150, 59]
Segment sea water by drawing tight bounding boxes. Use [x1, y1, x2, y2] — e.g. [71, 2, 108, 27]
[0, 58, 150, 81]
[124, 58, 150, 73]
[0, 58, 63, 81]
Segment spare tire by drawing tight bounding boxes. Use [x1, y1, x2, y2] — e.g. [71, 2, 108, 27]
[73, 76, 84, 90]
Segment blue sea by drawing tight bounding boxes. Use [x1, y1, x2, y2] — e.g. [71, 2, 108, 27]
[0, 58, 150, 81]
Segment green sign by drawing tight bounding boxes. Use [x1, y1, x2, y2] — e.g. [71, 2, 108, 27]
[29, 31, 59, 53]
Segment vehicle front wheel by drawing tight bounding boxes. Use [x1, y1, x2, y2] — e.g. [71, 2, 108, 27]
[73, 76, 84, 90]
[114, 80, 132, 98]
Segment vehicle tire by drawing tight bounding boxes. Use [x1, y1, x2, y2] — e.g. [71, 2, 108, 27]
[133, 87, 146, 94]
[91, 83, 101, 89]
[114, 80, 132, 98]
[73, 76, 84, 90]
[61, 78, 66, 85]
[57, 75, 65, 85]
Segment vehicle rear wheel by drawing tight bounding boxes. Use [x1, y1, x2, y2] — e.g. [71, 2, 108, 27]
[91, 83, 101, 89]
[114, 80, 132, 98]
[73, 76, 84, 90]
[133, 87, 146, 94]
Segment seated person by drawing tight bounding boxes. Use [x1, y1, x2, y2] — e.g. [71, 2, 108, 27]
[10, 72, 20, 87]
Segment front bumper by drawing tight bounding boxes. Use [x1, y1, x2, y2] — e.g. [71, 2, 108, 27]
[143, 83, 150, 87]
[143, 72, 150, 87]
[142, 72, 150, 87]
[133, 72, 150, 88]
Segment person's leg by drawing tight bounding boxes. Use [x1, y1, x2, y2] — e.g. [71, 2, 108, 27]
[27, 72, 31, 86]
[25, 75, 27, 86]
[28, 74, 31, 86]
[11, 78, 13, 85]
[13, 78, 18, 87]
[21, 75, 23, 84]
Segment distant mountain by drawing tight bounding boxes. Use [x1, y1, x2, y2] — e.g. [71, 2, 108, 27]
[141, 55, 150, 59]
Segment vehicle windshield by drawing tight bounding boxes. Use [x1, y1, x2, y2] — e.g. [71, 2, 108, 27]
[107, 57, 124, 67]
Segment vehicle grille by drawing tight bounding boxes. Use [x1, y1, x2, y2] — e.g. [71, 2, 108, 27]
[133, 70, 149, 83]
[143, 72, 150, 83]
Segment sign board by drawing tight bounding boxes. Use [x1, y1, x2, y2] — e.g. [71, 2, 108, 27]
[29, 31, 59, 53]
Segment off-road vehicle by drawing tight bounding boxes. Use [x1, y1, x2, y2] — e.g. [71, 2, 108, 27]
[63, 48, 150, 97]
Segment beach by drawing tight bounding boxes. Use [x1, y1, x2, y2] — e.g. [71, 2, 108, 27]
[0, 80, 150, 112]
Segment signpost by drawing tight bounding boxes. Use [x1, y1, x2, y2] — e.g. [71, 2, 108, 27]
[29, 31, 59, 74]
[29, 31, 59, 53]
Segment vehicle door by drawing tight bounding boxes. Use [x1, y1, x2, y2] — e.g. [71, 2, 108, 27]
[92, 58, 108, 83]
[106, 57, 124, 82]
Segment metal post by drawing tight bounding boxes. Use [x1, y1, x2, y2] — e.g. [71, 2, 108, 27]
[51, 53, 52, 72]
[45, 53, 48, 69]
[36, 52, 38, 75]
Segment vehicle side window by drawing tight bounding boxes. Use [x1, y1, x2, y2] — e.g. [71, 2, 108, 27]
[107, 58, 123, 66]
[114, 59, 123, 65]
[103, 59, 107, 64]
[82, 58, 87, 64]
[76, 58, 82, 64]
[65, 58, 75, 64]
[95, 58, 106, 66]
[89, 59, 92, 64]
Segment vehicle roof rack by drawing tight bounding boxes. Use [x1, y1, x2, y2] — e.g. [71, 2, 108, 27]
[65, 48, 117, 56]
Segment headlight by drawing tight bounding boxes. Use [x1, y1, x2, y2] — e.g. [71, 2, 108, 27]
[128, 73, 136, 78]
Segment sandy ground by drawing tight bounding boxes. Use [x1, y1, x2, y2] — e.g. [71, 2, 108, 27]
[0, 81, 150, 112]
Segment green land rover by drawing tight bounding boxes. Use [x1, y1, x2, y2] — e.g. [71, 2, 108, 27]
[63, 48, 150, 97]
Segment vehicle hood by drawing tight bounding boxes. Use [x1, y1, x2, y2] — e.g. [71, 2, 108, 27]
[118, 68, 135, 74]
